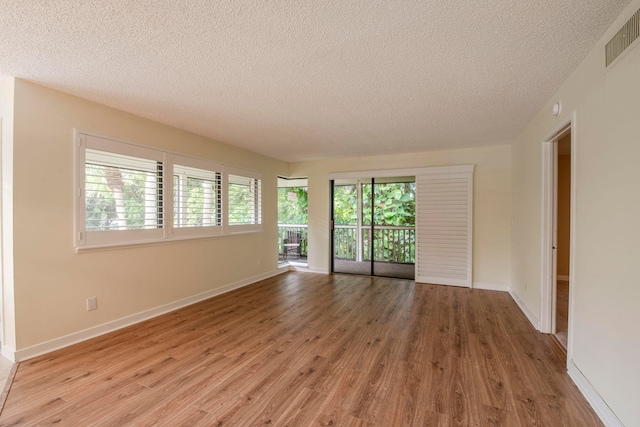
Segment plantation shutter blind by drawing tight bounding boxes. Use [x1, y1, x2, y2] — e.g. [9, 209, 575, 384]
[225, 166, 263, 233]
[170, 154, 223, 239]
[78, 134, 166, 247]
[76, 131, 266, 250]
[416, 165, 474, 287]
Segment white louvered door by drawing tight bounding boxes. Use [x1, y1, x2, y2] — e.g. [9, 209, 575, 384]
[416, 166, 474, 287]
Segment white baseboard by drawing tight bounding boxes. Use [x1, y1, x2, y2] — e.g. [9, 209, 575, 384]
[567, 360, 623, 427]
[278, 264, 292, 273]
[1, 346, 16, 363]
[508, 288, 540, 330]
[289, 265, 329, 274]
[9, 268, 289, 362]
[557, 275, 569, 281]
[472, 282, 509, 292]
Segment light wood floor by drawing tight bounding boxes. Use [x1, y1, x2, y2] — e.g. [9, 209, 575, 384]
[0, 273, 601, 426]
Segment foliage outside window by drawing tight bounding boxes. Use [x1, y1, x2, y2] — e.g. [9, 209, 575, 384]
[228, 174, 261, 226]
[173, 165, 221, 228]
[277, 187, 308, 224]
[333, 182, 415, 226]
[363, 182, 415, 227]
[333, 180, 416, 264]
[333, 185, 358, 225]
[85, 150, 163, 231]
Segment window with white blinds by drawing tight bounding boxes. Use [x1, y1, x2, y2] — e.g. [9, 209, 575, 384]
[75, 132, 263, 249]
[415, 165, 474, 287]
[172, 155, 223, 238]
[226, 168, 262, 233]
[78, 134, 166, 247]
[85, 149, 163, 232]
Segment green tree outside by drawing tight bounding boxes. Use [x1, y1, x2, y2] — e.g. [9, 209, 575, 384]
[332, 182, 416, 263]
[278, 187, 308, 224]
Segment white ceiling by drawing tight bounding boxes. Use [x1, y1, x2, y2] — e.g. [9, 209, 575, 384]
[0, 1, 630, 162]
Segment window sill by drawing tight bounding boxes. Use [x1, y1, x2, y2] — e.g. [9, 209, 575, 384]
[75, 229, 262, 253]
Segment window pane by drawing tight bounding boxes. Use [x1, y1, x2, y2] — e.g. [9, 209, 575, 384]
[228, 174, 261, 225]
[333, 185, 357, 225]
[174, 165, 221, 228]
[277, 186, 308, 225]
[372, 182, 416, 227]
[85, 149, 163, 231]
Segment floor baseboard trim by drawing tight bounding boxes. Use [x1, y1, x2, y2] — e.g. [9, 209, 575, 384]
[0, 347, 15, 364]
[472, 282, 509, 292]
[567, 360, 623, 427]
[278, 264, 291, 273]
[289, 265, 329, 274]
[508, 289, 540, 330]
[10, 268, 289, 362]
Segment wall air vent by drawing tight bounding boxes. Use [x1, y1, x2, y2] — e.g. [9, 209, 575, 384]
[606, 7, 640, 67]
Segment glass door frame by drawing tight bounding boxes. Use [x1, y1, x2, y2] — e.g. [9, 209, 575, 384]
[331, 176, 415, 279]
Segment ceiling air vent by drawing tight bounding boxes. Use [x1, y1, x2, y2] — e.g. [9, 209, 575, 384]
[606, 8, 640, 67]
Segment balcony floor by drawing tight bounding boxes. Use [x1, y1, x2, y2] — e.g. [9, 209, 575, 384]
[278, 254, 308, 263]
[333, 259, 415, 280]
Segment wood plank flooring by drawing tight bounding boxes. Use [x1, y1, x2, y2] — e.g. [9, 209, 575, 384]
[0, 272, 601, 426]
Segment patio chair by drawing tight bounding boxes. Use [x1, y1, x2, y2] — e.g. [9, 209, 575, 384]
[283, 230, 302, 259]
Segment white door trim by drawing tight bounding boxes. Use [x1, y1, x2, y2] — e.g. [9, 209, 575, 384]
[541, 117, 572, 335]
[0, 118, 3, 347]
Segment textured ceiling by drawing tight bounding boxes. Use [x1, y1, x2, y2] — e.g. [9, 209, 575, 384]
[0, 1, 631, 162]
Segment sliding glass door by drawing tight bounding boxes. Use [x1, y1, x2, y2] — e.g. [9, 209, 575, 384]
[331, 177, 415, 279]
[332, 180, 367, 275]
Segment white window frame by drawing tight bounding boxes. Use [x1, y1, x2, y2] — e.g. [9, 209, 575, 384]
[76, 133, 167, 248]
[170, 154, 223, 239]
[74, 131, 263, 251]
[224, 166, 263, 234]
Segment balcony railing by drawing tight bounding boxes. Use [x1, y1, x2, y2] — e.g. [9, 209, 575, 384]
[279, 224, 415, 265]
[334, 225, 415, 264]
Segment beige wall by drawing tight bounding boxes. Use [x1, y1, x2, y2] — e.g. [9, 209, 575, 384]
[557, 151, 571, 277]
[510, 1, 640, 424]
[8, 80, 288, 352]
[290, 144, 511, 288]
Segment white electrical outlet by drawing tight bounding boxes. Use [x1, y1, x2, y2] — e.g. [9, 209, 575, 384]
[87, 297, 97, 311]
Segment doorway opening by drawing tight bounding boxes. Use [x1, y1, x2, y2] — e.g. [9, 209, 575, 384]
[555, 133, 571, 348]
[277, 177, 308, 267]
[541, 120, 573, 352]
[331, 177, 415, 279]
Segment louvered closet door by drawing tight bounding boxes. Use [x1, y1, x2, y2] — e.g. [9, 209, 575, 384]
[416, 167, 473, 287]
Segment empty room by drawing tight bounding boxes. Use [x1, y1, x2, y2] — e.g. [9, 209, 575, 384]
[0, 1, 639, 425]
